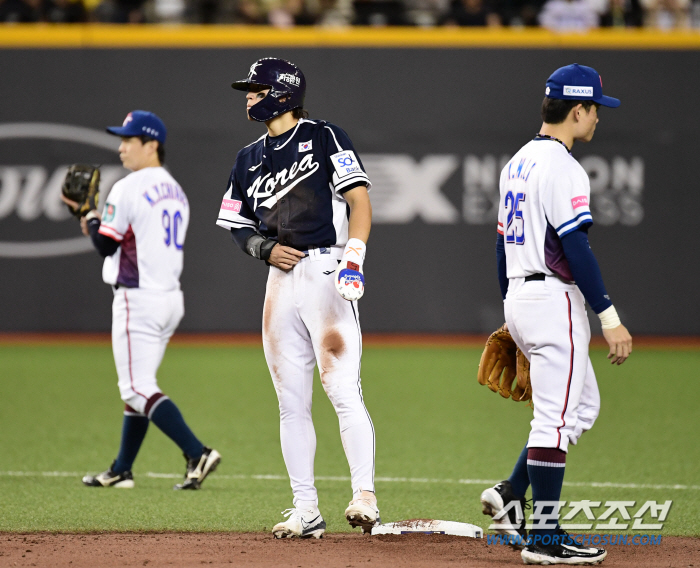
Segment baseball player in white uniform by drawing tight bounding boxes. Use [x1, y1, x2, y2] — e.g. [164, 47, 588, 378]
[479, 64, 633, 565]
[64, 110, 220, 490]
[216, 58, 379, 538]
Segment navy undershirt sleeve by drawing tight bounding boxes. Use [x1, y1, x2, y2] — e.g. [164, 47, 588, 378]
[87, 218, 120, 258]
[230, 226, 257, 253]
[496, 233, 508, 300]
[560, 226, 613, 314]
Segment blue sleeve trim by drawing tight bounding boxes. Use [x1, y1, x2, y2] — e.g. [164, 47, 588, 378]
[558, 216, 593, 238]
[556, 211, 593, 234]
[560, 227, 612, 314]
[496, 233, 508, 300]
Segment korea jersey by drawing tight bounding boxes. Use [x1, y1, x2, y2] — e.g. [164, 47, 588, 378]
[497, 139, 593, 281]
[216, 119, 371, 249]
[98, 167, 189, 291]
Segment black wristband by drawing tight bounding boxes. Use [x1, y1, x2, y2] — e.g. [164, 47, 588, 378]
[244, 234, 277, 261]
[260, 239, 276, 261]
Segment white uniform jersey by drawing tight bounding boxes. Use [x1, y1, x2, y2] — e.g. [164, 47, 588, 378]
[98, 167, 189, 291]
[497, 139, 593, 281]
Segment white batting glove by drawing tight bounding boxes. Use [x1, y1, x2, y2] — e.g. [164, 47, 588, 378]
[335, 238, 366, 301]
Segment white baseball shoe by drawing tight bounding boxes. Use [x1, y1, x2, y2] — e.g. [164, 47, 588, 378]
[345, 490, 381, 533]
[82, 461, 134, 488]
[272, 507, 326, 539]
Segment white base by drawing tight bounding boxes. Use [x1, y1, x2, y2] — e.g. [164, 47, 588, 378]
[371, 519, 483, 538]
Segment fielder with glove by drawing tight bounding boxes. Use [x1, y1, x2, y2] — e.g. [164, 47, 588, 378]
[478, 64, 632, 566]
[62, 111, 220, 491]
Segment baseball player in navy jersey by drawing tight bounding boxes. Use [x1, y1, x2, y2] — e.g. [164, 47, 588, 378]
[216, 58, 378, 539]
[63, 110, 221, 490]
[479, 64, 633, 565]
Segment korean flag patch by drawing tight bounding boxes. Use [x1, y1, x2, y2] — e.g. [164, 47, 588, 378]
[299, 140, 313, 152]
[331, 150, 362, 178]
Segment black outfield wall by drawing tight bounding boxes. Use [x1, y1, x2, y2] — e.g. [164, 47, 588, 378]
[1, 48, 697, 334]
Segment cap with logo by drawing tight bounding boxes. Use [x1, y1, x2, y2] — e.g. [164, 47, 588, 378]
[545, 63, 620, 108]
[106, 110, 167, 144]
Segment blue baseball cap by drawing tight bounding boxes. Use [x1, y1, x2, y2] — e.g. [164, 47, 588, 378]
[545, 64, 620, 108]
[106, 110, 167, 144]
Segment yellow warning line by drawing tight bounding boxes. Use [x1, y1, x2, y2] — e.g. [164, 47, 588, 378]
[1, 25, 700, 49]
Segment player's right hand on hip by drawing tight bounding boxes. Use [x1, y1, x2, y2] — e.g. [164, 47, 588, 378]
[602, 324, 632, 365]
[268, 245, 306, 271]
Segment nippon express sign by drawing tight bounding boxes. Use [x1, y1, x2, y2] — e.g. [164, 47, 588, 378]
[0, 123, 127, 258]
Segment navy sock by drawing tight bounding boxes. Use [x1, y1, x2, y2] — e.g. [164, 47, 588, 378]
[527, 447, 566, 539]
[148, 397, 204, 459]
[112, 409, 149, 474]
[508, 443, 530, 498]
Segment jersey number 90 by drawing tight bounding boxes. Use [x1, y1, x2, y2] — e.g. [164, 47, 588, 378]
[162, 209, 184, 250]
[505, 191, 525, 245]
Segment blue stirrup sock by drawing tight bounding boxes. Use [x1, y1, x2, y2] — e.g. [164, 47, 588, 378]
[112, 406, 149, 474]
[508, 443, 530, 499]
[147, 394, 204, 460]
[527, 447, 567, 539]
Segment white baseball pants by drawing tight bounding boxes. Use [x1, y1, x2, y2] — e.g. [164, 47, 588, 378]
[505, 276, 600, 452]
[112, 287, 184, 416]
[262, 250, 375, 507]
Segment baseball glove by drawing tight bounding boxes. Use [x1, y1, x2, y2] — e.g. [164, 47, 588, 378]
[477, 324, 532, 402]
[62, 164, 100, 218]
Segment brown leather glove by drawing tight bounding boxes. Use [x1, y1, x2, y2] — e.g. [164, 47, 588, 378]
[477, 324, 532, 402]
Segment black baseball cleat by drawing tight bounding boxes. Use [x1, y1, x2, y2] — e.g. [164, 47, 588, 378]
[174, 447, 221, 490]
[82, 461, 134, 488]
[480, 480, 529, 548]
[554, 528, 608, 557]
[521, 540, 607, 565]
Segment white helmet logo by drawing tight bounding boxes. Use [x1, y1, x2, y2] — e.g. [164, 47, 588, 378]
[248, 62, 262, 81]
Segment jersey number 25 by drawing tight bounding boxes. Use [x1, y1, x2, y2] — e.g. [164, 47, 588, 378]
[505, 191, 525, 245]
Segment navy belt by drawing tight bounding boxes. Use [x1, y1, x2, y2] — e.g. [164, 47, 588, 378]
[524, 273, 546, 282]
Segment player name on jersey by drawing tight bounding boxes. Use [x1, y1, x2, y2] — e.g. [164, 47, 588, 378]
[143, 182, 188, 207]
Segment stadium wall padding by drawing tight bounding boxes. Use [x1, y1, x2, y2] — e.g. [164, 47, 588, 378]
[1, 45, 698, 333]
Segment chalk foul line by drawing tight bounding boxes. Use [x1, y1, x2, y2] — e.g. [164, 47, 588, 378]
[0, 471, 697, 491]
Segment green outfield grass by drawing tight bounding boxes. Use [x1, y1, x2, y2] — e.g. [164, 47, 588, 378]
[0, 344, 698, 535]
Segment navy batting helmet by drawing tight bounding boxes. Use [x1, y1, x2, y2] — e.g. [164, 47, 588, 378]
[232, 58, 306, 123]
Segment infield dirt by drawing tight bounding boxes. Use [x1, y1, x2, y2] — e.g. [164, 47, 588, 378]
[1, 533, 698, 567]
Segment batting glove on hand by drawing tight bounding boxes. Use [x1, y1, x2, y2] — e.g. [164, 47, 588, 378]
[335, 238, 366, 301]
